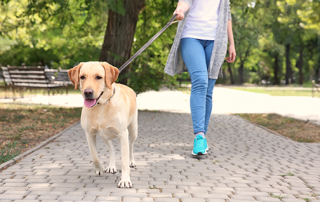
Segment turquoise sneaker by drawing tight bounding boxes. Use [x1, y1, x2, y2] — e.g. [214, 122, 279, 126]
[203, 137, 209, 152]
[192, 135, 209, 155]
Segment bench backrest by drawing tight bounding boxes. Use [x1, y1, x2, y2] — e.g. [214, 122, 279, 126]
[8, 66, 50, 86]
[1, 66, 12, 85]
[55, 69, 70, 82]
[44, 69, 58, 82]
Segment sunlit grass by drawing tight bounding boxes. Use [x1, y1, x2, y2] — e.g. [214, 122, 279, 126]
[237, 113, 320, 143]
[0, 104, 81, 164]
[230, 87, 313, 97]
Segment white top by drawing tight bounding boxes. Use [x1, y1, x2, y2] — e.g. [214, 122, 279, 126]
[181, 0, 221, 40]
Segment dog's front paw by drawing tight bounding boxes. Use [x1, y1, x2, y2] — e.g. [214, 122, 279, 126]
[92, 162, 106, 177]
[118, 178, 132, 188]
[95, 168, 105, 176]
[130, 160, 136, 168]
[106, 166, 117, 174]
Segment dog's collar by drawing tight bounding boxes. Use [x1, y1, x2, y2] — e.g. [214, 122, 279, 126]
[98, 87, 115, 105]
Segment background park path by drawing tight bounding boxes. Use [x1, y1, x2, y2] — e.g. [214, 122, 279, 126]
[1, 87, 320, 125]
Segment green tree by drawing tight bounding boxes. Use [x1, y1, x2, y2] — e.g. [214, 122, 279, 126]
[127, 0, 178, 93]
[99, 0, 144, 85]
[0, 0, 178, 93]
[298, 0, 320, 81]
[0, 0, 109, 67]
[231, 1, 260, 84]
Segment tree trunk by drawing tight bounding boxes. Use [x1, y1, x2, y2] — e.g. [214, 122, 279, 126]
[273, 53, 280, 85]
[296, 48, 303, 85]
[238, 62, 244, 85]
[318, 32, 320, 81]
[237, 45, 251, 85]
[228, 63, 235, 85]
[285, 43, 292, 85]
[99, 0, 145, 85]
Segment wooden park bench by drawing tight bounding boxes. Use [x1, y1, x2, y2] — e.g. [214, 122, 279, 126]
[44, 68, 73, 94]
[6, 65, 67, 99]
[55, 68, 73, 85]
[1, 66, 14, 98]
[312, 79, 320, 97]
[44, 69, 58, 83]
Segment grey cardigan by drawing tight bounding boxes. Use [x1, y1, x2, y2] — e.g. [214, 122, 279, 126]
[164, 0, 232, 79]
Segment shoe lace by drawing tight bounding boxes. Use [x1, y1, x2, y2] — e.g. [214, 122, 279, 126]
[195, 137, 204, 148]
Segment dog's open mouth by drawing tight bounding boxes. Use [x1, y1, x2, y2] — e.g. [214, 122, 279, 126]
[84, 91, 104, 108]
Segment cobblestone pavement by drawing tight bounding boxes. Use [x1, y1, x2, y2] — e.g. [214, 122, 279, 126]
[0, 112, 320, 202]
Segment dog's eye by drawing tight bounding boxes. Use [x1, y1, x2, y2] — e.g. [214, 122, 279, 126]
[80, 76, 85, 80]
[96, 76, 102, 80]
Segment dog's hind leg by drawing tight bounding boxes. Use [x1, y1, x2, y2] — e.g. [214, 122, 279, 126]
[128, 110, 138, 168]
[86, 132, 106, 177]
[102, 139, 117, 174]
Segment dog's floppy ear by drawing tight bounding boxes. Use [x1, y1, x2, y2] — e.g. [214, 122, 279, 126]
[68, 63, 83, 90]
[100, 62, 119, 90]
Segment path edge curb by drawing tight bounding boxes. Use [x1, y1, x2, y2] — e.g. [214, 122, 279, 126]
[234, 114, 320, 144]
[0, 121, 80, 171]
[233, 114, 295, 142]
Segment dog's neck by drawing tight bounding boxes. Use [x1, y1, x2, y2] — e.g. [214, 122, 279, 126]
[97, 84, 116, 105]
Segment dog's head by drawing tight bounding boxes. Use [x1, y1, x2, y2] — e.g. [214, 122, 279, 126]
[68, 62, 119, 108]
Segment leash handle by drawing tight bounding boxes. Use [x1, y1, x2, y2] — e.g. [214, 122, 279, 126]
[118, 14, 178, 73]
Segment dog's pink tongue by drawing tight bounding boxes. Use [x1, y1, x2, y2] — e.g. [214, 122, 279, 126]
[84, 99, 96, 108]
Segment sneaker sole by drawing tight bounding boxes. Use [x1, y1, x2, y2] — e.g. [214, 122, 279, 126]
[192, 147, 209, 156]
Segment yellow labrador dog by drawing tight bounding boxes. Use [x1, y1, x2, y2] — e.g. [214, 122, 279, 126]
[68, 61, 138, 188]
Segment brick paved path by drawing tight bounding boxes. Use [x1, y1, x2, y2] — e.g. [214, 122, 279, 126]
[0, 112, 320, 202]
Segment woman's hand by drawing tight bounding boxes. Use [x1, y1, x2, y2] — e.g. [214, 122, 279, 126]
[226, 44, 236, 63]
[173, 8, 185, 20]
[173, 1, 189, 21]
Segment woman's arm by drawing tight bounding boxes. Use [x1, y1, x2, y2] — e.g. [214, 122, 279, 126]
[226, 20, 236, 63]
[173, 1, 190, 20]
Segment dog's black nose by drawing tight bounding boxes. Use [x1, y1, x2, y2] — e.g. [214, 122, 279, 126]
[84, 89, 93, 98]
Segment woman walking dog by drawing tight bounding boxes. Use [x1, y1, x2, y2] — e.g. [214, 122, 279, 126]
[164, 0, 236, 155]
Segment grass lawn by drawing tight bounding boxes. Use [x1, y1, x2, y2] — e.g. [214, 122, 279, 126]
[230, 87, 312, 97]
[178, 86, 314, 97]
[0, 104, 81, 164]
[175, 81, 191, 86]
[238, 113, 320, 143]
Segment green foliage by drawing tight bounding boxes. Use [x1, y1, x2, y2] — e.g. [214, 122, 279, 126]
[127, 0, 179, 93]
[107, 0, 125, 15]
[223, 0, 319, 85]
[0, 0, 111, 67]
[0, 0, 319, 93]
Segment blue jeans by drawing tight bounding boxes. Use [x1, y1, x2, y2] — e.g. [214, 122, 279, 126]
[180, 38, 217, 135]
